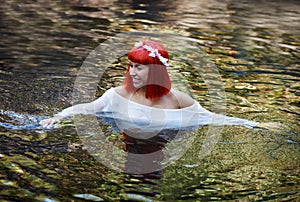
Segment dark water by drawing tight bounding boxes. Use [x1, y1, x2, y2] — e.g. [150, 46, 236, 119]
[1, 0, 299, 201]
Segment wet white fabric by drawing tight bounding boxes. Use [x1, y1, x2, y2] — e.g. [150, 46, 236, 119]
[57, 88, 259, 130]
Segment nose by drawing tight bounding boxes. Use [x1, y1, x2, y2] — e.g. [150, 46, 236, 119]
[129, 66, 136, 76]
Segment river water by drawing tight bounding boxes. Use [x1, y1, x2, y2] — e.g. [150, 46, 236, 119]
[0, 0, 299, 201]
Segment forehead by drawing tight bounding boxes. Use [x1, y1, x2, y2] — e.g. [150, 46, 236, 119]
[129, 60, 147, 66]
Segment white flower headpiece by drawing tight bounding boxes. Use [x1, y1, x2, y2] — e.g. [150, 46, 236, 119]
[135, 41, 169, 67]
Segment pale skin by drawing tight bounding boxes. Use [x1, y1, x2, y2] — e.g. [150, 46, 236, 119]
[118, 61, 195, 109]
[40, 61, 282, 130]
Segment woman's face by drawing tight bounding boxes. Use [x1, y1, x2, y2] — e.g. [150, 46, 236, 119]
[129, 61, 149, 89]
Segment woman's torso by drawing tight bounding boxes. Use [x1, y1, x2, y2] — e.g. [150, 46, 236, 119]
[100, 86, 200, 131]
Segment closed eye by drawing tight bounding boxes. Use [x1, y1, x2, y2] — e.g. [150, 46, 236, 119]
[130, 62, 142, 69]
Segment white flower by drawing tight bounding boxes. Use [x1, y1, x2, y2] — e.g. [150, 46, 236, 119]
[134, 41, 143, 47]
[136, 42, 170, 67]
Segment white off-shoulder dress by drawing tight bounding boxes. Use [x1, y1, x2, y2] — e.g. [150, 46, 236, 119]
[56, 88, 259, 131]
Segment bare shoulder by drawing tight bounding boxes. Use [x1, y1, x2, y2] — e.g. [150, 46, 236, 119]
[114, 86, 129, 98]
[170, 89, 195, 108]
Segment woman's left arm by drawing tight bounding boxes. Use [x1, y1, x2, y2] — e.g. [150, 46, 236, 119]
[195, 102, 284, 130]
[195, 104, 259, 128]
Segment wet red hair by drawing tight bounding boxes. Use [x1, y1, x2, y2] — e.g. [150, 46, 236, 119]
[124, 41, 171, 100]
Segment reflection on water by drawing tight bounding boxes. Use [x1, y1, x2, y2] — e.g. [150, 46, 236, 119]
[1, 0, 299, 201]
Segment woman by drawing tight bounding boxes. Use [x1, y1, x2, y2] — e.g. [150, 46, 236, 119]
[40, 41, 279, 130]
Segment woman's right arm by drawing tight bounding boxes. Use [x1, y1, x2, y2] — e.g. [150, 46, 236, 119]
[39, 88, 114, 128]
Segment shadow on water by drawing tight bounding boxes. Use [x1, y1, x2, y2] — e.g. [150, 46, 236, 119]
[1, 0, 300, 201]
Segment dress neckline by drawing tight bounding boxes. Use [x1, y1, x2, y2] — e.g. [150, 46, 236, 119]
[112, 87, 197, 111]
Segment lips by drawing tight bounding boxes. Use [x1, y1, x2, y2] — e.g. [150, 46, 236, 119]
[132, 78, 140, 83]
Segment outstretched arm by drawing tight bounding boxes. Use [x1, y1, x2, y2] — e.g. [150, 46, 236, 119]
[176, 91, 282, 130]
[194, 104, 259, 128]
[39, 88, 114, 128]
[195, 103, 283, 130]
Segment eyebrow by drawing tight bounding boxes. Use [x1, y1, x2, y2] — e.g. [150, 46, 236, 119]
[130, 62, 141, 67]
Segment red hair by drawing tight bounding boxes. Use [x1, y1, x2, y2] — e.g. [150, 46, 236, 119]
[124, 41, 171, 100]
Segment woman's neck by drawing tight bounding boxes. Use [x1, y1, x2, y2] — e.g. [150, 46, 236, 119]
[134, 87, 147, 97]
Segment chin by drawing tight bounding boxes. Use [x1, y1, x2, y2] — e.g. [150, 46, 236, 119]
[132, 82, 143, 89]
[133, 84, 146, 90]
[133, 85, 142, 89]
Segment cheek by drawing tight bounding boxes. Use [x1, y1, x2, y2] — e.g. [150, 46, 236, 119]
[142, 71, 149, 80]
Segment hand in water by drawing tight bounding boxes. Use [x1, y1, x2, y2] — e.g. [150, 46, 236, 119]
[39, 116, 62, 129]
[256, 122, 285, 132]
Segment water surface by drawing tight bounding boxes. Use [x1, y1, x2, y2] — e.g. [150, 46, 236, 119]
[0, 0, 299, 201]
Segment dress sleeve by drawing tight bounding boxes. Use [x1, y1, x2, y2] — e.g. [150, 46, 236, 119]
[195, 102, 259, 128]
[55, 88, 114, 118]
